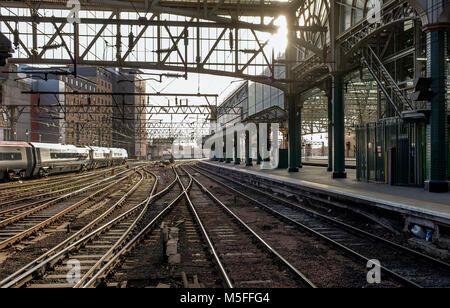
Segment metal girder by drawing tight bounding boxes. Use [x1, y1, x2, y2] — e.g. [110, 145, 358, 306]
[0, 0, 291, 17]
[148, 128, 211, 136]
[293, 0, 418, 89]
[67, 121, 210, 131]
[295, 37, 323, 58]
[147, 105, 239, 115]
[337, 1, 418, 57]
[0, 4, 301, 89]
[147, 122, 211, 129]
[7, 104, 240, 116]
[22, 91, 218, 97]
[0, 15, 281, 33]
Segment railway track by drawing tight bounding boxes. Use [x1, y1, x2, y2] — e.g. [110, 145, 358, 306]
[179, 166, 315, 288]
[0, 172, 83, 191]
[0, 168, 128, 212]
[0, 167, 180, 288]
[5, 163, 439, 288]
[104, 195, 220, 288]
[71, 166, 314, 288]
[192, 164, 450, 288]
[0, 165, 128, 194]
[92, 166, 219, 288]
[0, 167, 127, 205]
[0, 168, 139, 251]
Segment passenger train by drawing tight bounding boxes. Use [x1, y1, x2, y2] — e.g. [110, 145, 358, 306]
[0, 142, 128, 181]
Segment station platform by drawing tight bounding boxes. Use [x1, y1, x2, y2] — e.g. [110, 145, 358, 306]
[201, 161, 450, 226]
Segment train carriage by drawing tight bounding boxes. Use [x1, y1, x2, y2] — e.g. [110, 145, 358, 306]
[88, 146, 113, 169]
[111, 148, 128, 166]
[31, 143, 90, 177]
[0, 141, 128, 181]
[0, 142, 35, 180]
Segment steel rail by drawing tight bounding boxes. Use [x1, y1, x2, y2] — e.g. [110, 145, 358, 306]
[193, 165, 450, 288]
[0, 165, 128, 191]
[194, 164, 450, 270]
[72, 170, 159, 287]
[0, 169, 115, 200]
[1, 167, 180, 288]
[0, 170, 122, 213]
[181, 166, 316, 288]
[0, 172, 94, 191]
[176, 166, 234, 288]
[0, 169, 150, 288]
[0, 198, 58, 217]
[0, 168, 138, 251]
[0, 168, 133, 228]
[79, 168, 185, 288]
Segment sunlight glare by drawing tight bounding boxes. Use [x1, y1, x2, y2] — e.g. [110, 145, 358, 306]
[270, 16, 288, 56]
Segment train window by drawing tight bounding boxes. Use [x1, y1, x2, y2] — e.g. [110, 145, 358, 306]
[50, 153, 81, 159]
[0, 153, 22, 161]
[36, 149, 41, 164]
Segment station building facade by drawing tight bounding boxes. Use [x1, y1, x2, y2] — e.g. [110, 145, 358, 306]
[0, 65, 148, 159]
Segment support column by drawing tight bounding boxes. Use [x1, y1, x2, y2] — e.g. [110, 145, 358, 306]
[225, 129, 232, 164]
[330, 0, 346, 179]
[211, 141, 217, 161]
[288, 95, 301, 172]
[327, 94, 333, 172]
[425, 29, 448, 192]
[285, 10, 300, 173]
[219, 128, 225, 162]
[257, 125, 262, 165]
[265, 124, 271, 162]
[234, 130, 241, 165]
[332, 75, 347, 179]
[245, 130, 253, 167]
[298, 109, 303, 169]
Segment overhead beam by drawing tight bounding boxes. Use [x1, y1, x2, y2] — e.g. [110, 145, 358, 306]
[0, 15, 280, 33]
[295, 38, 324, 58]
[0, 0, 290, 16]
[22, 91, 218, 97]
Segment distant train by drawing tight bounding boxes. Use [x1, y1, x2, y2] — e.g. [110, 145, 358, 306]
[161, 151, 175, 165]
[0, 141, 128, 181]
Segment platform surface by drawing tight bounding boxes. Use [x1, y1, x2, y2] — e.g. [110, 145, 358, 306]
[204, 161, 450, 224]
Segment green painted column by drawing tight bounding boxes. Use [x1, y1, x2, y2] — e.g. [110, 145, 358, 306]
[328, 95, 333, 172]
[288, 95, 301, 172]
[234, 131, 241, 165]
[211, 141, 217, 161]
[257, 125, 262, 165]
[332, 75, 347, 179]
[298, 110, 303, 169]
[425, 29, 448, 192]
[245, 130, 253, 167]
[265, 124, 271, 162]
